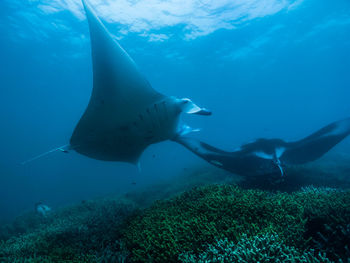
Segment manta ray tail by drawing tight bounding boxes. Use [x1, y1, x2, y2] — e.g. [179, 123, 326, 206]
[21, 144, 70, 165]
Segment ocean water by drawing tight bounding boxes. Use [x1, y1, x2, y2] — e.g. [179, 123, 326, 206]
[0, 0, 350, 258]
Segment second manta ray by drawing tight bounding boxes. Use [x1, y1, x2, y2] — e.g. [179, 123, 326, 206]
[175, 117, 350, 177]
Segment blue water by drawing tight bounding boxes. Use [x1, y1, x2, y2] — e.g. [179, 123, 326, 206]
[0, 0, 350, 222]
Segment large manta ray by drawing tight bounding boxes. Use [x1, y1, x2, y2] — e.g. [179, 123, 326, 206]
[68, 0, 211, 164]
[174, 117, 350, 177]
[21, 0, 209, 166]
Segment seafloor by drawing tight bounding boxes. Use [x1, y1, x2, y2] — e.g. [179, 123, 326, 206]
[1, 156, 350, 262]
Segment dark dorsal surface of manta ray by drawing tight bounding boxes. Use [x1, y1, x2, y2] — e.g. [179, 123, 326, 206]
[174, 117, 350, 177]
[69, 0, 211, 164]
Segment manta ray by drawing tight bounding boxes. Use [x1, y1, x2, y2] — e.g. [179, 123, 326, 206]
[22, 0, 210, 166]
[22, 0, 349, 179]
[174, 117, 350, 177]
[70, 0, 211, 164]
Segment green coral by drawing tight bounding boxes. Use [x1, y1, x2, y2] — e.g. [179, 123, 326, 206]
[124, 185, 307, 262]
[124, 184, 350, 262]
[294, 186, 350, 262]
[0, 211, 53, 242]
[1, 180, 350, 263]
[179, 233, 332, 263]
[0, 198, 136, 262]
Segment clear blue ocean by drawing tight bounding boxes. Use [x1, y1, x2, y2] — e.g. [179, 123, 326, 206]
[1, 0, 350, 261]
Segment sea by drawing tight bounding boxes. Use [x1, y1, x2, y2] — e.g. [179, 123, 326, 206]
[0, 0, 350, 262]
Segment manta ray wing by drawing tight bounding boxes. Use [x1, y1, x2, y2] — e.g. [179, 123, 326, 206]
[175, 117, 350, 177]
[71, 0, 167, 163]
[281, 117, 350, 164]
[174, 136, 279, 176]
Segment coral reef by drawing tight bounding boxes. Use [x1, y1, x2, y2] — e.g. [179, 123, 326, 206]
[1, 173, 350, 262]
[124, 185, 307, 262]
[312, 223, 350, 261]
[124, 167, 235, 208]
[179, 233, 331, 263]
[295, 186, 350, 262]
[0, 198, 136, 262]
[124, 184, 350, 262]
[0, 211, 52, 241]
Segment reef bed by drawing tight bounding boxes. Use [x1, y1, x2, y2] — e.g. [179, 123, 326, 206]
[1, 179, 350, 262]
